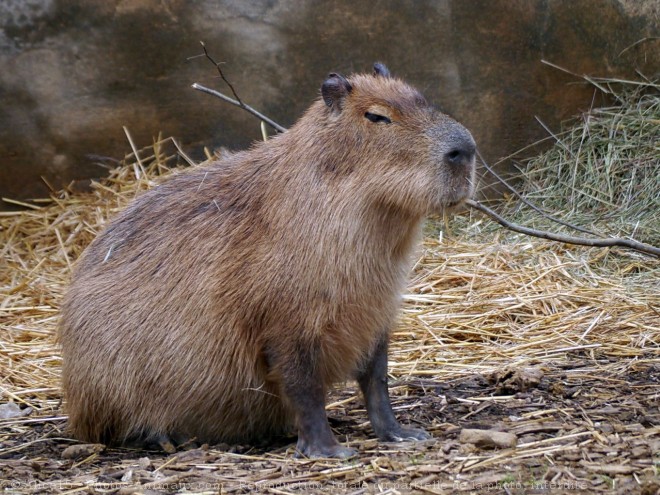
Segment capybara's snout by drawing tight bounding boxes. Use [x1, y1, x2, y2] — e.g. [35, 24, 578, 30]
[444, 128, 476, 170]
[428, 119, 477, 204]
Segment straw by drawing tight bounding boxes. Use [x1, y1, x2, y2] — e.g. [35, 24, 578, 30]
[499, 79, 660, 246]
[1, 104, 658, 492]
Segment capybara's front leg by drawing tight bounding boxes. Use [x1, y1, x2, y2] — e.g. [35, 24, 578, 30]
[357, 333, 431, 442]
[272, 343, 357, 459]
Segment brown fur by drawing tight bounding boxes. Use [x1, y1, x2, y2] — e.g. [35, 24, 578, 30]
[58, 65, 475, 449]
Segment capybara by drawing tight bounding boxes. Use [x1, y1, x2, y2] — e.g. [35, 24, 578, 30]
[58, 63, 476, 458]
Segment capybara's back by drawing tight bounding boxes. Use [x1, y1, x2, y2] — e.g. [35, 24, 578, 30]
[59, 154, 294, 445]
[59, 64, 476, 457]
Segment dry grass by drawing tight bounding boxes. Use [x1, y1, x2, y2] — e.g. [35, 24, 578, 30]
[499, 79, 660, 245]
[1, 119, 659, 492]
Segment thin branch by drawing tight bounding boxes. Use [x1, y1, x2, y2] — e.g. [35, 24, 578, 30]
[192, 42, 286, 133]
[476, 151, 599, 236]
[199, 41, 243, 106]
[465, 199, 660, 258]
[191, 83, 287, 133]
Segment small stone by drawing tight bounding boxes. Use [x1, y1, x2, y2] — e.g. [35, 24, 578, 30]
[61, 443, 105, 460]
[488, 367, 544, 395]
[459, 429, 517, 449]
[0, 402, 32, 420]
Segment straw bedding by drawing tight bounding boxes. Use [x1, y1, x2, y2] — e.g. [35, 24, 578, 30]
[1, 86, 658, 494]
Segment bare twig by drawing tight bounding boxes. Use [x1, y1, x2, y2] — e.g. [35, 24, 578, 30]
[191, 42, 286, 133]
[191, 83, 286, 133]
[476, 151, 599, 236]
[465, 199, 660, 257]
[199, 41, 243, 106]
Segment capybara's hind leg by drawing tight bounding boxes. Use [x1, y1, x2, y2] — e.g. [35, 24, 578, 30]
[357, 333, 431, 442]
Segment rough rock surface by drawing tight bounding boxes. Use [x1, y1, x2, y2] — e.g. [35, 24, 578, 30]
[1, 0, 658, 202]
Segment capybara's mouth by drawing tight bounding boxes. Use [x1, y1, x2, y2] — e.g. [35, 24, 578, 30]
[445, 192, 476, 211]
[446, 199, 465, 209]
[446, 192, 472, 209]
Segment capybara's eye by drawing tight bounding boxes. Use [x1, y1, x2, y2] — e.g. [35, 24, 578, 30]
[364, 112, 392, 124]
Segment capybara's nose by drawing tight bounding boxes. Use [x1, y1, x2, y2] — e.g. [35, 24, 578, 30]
[445, 141, 476, 167]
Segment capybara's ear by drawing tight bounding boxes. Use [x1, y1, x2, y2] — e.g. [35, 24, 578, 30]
[321, 73, 352, 112]
[373, 62, 391, 78]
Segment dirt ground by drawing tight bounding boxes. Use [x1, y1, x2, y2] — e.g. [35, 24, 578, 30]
[1, 136, 658, 494]
[1, 357, 658, 494]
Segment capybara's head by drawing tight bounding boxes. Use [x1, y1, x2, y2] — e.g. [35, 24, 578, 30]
[314, 63, 476, 216]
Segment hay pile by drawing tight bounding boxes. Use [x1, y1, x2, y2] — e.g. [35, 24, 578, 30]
[1, 94, 659, 492]
[1, 138, 184, 415]
[501, 79, 659, 245]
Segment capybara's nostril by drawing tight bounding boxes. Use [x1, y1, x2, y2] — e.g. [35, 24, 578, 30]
[446, 144, 476, 166]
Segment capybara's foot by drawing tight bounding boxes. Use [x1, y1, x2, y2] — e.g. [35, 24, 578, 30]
[158, 437, 177, 454]
[295, 441, 357, 459]
[127, 432, 178, 453]
[357, 334, 434, 445]
[377, 425, 431, 442]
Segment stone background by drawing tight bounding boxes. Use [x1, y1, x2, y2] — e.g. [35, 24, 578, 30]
[0, 0, 658, 203]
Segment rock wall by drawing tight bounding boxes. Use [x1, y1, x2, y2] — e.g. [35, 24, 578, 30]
[0, 0, 657, 202]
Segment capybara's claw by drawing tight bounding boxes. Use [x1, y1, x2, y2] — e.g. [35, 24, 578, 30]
[379, 426, 432, 442]
[295, 443, 357, 459]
